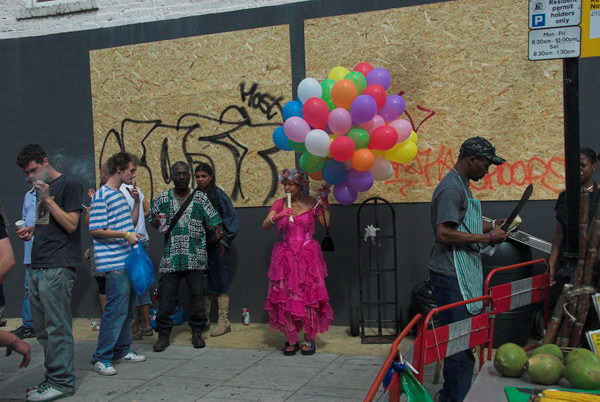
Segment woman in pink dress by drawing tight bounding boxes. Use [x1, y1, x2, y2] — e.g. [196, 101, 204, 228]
[261, 168, 334, 356]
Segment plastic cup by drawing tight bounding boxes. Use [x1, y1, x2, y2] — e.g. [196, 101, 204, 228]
[15, 220, 26, 230]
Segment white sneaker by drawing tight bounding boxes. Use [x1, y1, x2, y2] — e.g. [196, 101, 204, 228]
[26, 382, 72, 401]
[114, 351, 146, 363]
[93, 360, 117, 376]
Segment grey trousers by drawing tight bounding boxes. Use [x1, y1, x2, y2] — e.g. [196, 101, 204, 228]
[29, 267, 76, 394]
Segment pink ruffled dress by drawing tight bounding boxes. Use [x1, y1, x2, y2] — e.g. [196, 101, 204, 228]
[265, 198, 334, 344]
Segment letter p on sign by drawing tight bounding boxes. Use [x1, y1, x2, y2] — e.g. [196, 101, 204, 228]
[532, 14, 545, 27]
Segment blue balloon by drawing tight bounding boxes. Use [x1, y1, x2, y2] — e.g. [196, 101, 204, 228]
[272, 126, 292, 151]
[323, 160, 347, 185]
[282, 100, 303, 121]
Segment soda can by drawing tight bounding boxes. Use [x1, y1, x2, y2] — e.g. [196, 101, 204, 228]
[157, 213, 168, 233]
[241, 308, 251, 325]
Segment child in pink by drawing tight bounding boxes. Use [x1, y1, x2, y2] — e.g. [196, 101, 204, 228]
[262, 169, 333, 356]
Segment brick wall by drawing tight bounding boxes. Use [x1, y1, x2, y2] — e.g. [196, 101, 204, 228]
[0, 0, 307, 39]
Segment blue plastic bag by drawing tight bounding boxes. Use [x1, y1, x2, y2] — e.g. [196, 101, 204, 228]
[149, 306, 185, 331]
[125, 240, 155, 295]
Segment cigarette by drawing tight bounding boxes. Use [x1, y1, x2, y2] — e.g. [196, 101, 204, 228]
[286, 193, 294, 223]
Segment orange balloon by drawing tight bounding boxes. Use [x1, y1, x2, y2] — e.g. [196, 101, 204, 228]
[309, 170, 324, 181]
[351, 148, 375, 171]
[331, 79, 358, 109]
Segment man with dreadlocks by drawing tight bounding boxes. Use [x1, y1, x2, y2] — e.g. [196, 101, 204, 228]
[261, 168, 333, 356]
[150, 161, 222, 352]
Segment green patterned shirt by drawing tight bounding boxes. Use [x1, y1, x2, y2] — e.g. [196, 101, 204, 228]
[151, 189, 221, 273]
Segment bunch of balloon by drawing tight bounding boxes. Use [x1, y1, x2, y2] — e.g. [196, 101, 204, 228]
[272, 62, 419, 205]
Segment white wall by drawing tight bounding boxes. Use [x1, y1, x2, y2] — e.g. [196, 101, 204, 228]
[0, 0, 308, 40]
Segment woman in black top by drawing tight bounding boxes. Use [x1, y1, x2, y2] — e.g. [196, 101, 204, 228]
[548, 147, 599, 291]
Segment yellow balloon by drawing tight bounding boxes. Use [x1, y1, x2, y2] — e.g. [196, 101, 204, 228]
[372, 150, 386, 157]
[386, 141, 417, 164]
[408, 131, 418, 144]
[328, 66, 350, 82]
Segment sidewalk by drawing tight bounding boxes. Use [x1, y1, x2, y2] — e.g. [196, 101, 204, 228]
[1, 319, 404, 401]
[1, 339, 390, 401]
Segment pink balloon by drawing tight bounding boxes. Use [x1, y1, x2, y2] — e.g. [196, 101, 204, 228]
[283, 116, 310, 142]
[389, 119, 413, 143]
[328, 108, 352, 135]
[359, 114, 384, 133]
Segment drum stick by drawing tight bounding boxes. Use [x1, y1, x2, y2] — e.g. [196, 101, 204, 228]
[286, 193, 294, 222]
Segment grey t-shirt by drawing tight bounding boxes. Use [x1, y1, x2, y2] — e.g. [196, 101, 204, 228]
[427, 169, 472, 276]
[32, 175, 83, 269]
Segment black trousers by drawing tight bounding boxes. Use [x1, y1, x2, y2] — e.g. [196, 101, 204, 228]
[156, 270, 207, 338]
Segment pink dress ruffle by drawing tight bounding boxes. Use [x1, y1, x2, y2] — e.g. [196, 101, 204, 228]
[264, 198, 334, 343]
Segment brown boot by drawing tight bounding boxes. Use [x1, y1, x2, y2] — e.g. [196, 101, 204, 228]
[210, 294, 231, 337]
[204, 295, 212, 330]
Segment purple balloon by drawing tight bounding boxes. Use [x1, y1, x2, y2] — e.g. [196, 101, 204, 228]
[379, 95, 406, 122]
[346, 169, 374, 192]
[350, 95, 377, 124]
[333, 181, 358, 205]
[366, 67, 391, 90]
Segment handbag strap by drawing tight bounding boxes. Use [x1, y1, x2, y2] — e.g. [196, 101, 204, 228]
[164, 189, 197, 241]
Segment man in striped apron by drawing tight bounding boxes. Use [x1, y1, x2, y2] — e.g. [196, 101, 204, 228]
[427, 137, 509, 402]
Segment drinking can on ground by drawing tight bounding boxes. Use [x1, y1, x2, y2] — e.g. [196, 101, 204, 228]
[242, 308, 251, 325]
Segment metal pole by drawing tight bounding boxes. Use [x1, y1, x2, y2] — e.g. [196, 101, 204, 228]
[562, 57, 580, 271]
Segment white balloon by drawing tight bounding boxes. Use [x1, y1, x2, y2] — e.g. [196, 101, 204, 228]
[297, 78, 322, 103]
[370, 157, 394, 181]
[304, 129, 330, 157]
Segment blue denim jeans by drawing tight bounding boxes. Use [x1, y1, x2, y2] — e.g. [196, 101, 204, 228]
[91, 269, 134, 362]
[429, 271, 475, 402]
[28, 267, 76, 394]
[22, 265, 33, 328]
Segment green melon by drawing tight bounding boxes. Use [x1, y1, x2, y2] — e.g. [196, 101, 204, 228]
[494, 343, 527, 377]
[526, 354, 564, 385]
[530, 344, 564, 363]
[565, 348, 599, 366]
[564, 358, 600, 389]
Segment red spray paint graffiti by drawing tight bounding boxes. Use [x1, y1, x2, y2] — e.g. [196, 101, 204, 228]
[386, 95, 565, 198]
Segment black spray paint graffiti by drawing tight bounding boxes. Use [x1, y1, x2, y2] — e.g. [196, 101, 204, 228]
[98, 82, 284, 205]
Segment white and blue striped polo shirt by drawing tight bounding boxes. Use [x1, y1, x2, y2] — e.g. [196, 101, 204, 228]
[89, 185, 134, 273]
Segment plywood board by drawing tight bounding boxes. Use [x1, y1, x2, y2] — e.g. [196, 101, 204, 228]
[90, 25, 294, 206]
[305, 0, 564, 202]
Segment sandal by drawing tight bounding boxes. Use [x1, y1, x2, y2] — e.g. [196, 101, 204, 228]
[282, 342, 300, 356]
[301, 340, 316, 356]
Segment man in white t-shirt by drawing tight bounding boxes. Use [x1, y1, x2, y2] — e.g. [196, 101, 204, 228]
[120, 182, 153, 339]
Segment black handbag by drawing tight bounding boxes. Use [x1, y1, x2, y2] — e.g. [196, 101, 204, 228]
[320, 210, 334, 252]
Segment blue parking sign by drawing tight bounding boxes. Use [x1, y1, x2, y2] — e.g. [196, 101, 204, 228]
[532, 14, 545, 27]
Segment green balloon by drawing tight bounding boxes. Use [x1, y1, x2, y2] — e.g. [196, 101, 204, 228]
[345, 71, 367, 94]
[347, 127, 370, 149]
[326, 100, 336, 111]
[288, 139, 306, 153]
[321, 79, 336, 101]
[299, 152, 326, 173]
